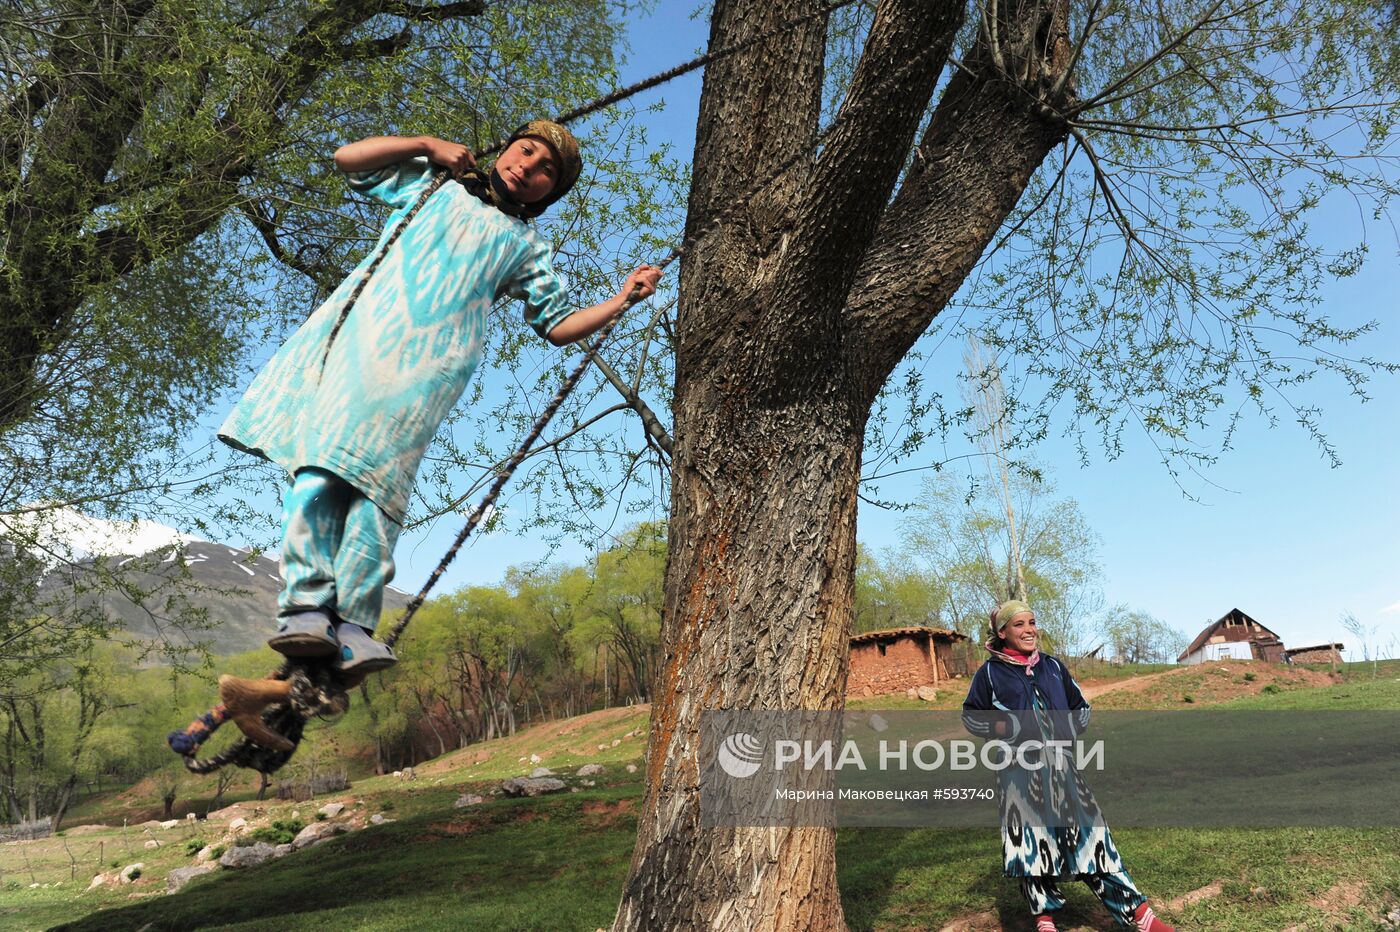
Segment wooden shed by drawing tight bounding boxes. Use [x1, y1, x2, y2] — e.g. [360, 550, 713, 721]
[847, 626, 968, 697]
[1178, 608, 1286, 665]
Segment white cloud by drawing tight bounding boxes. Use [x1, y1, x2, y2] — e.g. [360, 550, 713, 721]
[1380, 600, 1400, 615]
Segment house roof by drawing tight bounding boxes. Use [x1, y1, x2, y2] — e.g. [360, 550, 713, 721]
[850, 625, 967, 646]
[1177, 607, 1282, 662]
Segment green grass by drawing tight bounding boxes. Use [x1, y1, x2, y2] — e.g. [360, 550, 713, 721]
[1220, 671, 1400, 709]
[9, 666, 1400, 930]
[14, 773, 1400, 931]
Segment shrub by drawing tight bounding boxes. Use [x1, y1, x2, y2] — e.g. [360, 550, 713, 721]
[1262, 683, 1280, 694]
[184, 838, 206, 857]
[1182, 694, 1194, 703]
[209, 845, 226, 860]
[248, 818, 306, 846]
[1243, 672, 1256, 682]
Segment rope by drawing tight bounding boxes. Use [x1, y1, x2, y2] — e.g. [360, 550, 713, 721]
[168, 0, 887, 774]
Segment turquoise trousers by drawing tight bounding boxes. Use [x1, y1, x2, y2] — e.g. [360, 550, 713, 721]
[278, 467, 401, 632]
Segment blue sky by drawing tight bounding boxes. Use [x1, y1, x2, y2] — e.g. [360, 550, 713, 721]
[214, 2, 1399, 659]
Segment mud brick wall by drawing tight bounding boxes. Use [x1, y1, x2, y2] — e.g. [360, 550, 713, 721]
[848, 637, 934, 696]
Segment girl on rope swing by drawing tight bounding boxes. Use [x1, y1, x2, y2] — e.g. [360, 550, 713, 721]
[219, 123, 662, 675]
[962, 600, 1176, 932]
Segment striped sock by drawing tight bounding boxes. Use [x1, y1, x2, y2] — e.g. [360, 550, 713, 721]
[1133, 902, 1175, 932]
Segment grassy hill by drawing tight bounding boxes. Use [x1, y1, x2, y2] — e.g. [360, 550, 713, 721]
[6, 662, 1399, 931]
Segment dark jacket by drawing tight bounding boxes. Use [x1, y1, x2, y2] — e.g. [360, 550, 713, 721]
[962, 651, 1091, 743]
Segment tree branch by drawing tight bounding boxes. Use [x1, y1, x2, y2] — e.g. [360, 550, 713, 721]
[847, 0, 1075, 395]
[772, 0, 962, 328]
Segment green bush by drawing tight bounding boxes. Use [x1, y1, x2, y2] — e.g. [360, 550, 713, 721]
[209, 845, 226, 860]
[248, 818, 306, 846]
[184, 838, 206, 857]
[1262, 683, 1280, 694]
[1182, 694, 1194, 703]
[1243, 672, 1257, 682]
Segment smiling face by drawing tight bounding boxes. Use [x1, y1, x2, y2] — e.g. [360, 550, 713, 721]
[1000, 611, 1039, 653]
[494, 136, 560, 204]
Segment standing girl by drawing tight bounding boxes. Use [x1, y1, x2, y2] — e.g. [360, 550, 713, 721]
[962, 600, 1175, 932]
[219, 122, 661, 675]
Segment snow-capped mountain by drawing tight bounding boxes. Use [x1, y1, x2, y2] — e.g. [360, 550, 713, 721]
[23, 509, 408, 657]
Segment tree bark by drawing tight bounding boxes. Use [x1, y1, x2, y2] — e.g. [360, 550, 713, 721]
[616, 0, 1073, 927]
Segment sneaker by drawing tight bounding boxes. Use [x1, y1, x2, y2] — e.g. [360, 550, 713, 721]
[268, 609, 339, 659]
[1034, 915, 1058, 932]
[334, 622, 397, 675]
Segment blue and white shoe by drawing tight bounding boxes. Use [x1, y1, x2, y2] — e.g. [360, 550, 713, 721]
[334, 622, 397, 675]
[268, 609, 339, 659]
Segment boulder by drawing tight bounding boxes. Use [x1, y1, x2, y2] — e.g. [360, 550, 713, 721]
[228, 817, 248, 831]
[119, 863, 144, 884]
[86, 873, 109, 892]
[529, 753, 542, 764]
[500, 777, 567, 798]
[143, 840, 161, 849]
[454, 793, 485, 808]
[220, 842, 278, 868]
[916, 685, 938, 702]
[166, 865, 214, 894]
[611, 738, 621, 747]
[577, 764, 605, 777]
[369, 813, 392, 825]
[317, 802, 345, 818]
[274, 844, 294, 858]
[626, 764, 638, 773]
[906, 687, 919, 700]
[159, 819, 180, 830]
[194, 845, 215, 863]
[292, 821, 348, 849]
[528, 767, 555, 778]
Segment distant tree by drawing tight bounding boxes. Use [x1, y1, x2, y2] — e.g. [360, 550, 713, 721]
[569, 523, 666, 703]
[852, 546, 947, 635]
[1339, 610, 1386, 676]
[1101, 606, 1187, 664]
[899, 471, 1104, 654]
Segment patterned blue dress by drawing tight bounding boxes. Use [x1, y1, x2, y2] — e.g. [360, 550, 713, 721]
[219, 157, 573, 523]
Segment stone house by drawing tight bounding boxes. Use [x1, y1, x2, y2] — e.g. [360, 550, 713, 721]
[847, 626, 968, 697]
[1283, 642, 1345, 665]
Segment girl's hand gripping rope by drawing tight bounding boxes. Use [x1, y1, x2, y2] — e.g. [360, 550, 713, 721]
[544, 264, 664, 346]
[620, 264, 662, 304]
[420, 136, 476, 177]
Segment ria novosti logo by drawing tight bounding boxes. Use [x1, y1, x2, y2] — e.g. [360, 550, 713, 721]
[717, 732, 764, 778]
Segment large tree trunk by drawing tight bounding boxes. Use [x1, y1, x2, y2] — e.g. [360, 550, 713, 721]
[616, 0, 1072, 927]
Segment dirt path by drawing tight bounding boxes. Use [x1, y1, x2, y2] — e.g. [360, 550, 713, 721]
[1077, 670, 1177, 700]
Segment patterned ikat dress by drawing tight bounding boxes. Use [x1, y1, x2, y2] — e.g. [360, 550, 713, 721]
[963, 653, 1131, 878]
[219, 158, 573, 522]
